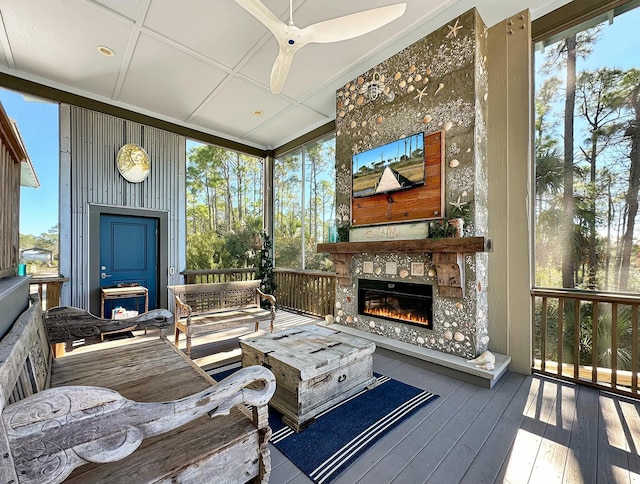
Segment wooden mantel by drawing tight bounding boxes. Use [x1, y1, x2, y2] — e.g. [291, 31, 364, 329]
[317, 237, 488, 255]
[317, 237, 491, 298]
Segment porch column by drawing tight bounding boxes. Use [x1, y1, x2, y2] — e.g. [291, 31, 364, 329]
[487, 10, 533, 374]
[263, 150, 275, 262]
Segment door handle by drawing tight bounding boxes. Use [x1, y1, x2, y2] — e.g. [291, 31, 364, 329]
[101, 273, 112, 279]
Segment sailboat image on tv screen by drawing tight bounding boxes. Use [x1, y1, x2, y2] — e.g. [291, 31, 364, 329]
[352, 132, 425, 198]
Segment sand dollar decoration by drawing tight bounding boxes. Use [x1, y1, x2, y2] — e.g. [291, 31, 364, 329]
[117, 143, 150, 183]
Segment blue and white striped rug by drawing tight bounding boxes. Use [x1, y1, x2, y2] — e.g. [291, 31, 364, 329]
[207, 366, 438, 484]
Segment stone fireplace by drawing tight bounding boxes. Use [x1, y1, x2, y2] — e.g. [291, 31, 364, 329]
[319, 8, 491, 361]
[317, 243, 490, 360]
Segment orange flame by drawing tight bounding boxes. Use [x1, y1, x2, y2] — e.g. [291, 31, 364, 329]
[363, 306, 430, 325]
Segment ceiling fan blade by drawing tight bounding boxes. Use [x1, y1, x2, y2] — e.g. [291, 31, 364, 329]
[233, 0, 286, 39]
[270, 45, 297, 94]
[301, 3, 406, 44]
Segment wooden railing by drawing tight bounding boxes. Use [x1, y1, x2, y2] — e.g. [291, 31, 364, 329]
[273, 269, 336, 318]
[181, 268, 257, 284]
[181, 268, 336, 317]
[30, 276, 68, 310]
[532, 287, 640, 397]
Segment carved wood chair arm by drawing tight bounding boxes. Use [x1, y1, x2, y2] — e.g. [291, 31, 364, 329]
[44, 306, 173, 344]
[2, 365, 276, 484]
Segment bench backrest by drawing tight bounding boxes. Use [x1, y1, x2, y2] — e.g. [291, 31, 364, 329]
[0, 296, 50, 410]
[169, 280, 262, 315]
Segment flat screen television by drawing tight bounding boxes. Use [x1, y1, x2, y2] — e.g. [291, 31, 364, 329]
[352, 132, 425, 198]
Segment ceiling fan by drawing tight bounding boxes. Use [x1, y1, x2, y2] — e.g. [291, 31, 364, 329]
[233, 0, 407, 94]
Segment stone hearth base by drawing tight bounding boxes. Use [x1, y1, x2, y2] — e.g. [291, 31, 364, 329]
[318, 321, 511, 389]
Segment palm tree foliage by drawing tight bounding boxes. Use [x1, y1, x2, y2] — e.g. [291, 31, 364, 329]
[534, 298, 634, 371]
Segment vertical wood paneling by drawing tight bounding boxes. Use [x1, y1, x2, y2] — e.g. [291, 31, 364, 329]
[0, 108, 25, 278]
[66, 106, 184, 308]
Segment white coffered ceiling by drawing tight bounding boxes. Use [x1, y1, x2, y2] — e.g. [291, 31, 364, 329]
[0, 0, 570, 150]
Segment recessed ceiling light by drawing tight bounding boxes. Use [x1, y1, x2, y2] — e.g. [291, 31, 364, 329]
[97, 45, 115, 57]
[253, 109, 264, 116]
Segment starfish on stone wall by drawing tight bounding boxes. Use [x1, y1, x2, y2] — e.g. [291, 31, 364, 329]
[446, 19, 463, 38]
[449, 195, 468, 211]
[414, 86, 429, 102]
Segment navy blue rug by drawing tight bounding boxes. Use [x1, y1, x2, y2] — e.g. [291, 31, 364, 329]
[207, 365, 438, 484]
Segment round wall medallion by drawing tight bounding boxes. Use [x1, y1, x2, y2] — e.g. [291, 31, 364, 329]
[116, 143, 150, 183]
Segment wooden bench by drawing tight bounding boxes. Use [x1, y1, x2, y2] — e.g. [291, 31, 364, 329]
[169, 280, 276, 357]
[0, 297, 276, 483]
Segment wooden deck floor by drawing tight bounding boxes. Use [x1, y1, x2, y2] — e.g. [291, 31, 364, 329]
[183, 311, 640, 484]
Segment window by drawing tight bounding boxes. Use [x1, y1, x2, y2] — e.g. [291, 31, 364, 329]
[534, 3, 640, 292]
[274, 133, 335, 270]
[185, 140, 263, 269]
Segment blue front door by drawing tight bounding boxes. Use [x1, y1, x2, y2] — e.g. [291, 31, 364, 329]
[100, 214, 158, 318]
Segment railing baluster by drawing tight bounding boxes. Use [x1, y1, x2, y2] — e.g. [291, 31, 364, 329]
[558, 298, 564, 378]
[310, 276, 314, 315]
[541, 296, 547, 373]
[611, 302, 618, 389]
[531, 292, 536, 370]
[632, 303, 638, 393]
[574, 299, 580, 380]
[592, 301, 598, 384]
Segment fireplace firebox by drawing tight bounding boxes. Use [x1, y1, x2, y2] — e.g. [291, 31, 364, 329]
[358, 279, 433, 329]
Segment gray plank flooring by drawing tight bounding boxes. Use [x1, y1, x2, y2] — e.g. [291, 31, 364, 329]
[185, 311, 640, 484]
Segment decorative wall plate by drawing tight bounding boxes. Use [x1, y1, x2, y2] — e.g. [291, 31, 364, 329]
[117, 143, 150, 183]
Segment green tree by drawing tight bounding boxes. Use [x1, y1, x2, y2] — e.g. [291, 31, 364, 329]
[619, 69, 640, 290]
[576, 68, 626, 288]
[542, 27, 600, 288]
[185, 143, 263, 270]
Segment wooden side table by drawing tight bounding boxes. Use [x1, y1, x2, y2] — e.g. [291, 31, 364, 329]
[100, 286, 149, 319]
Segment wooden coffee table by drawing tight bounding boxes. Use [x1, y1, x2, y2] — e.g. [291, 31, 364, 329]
[240, 325, 377, 432]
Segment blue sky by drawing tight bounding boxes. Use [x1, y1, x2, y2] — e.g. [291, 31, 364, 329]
[1, 5, 639, 237]
[353, 132, 423, 174]
[0, 88, 58, 236]
[579, 7, 640, 71]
